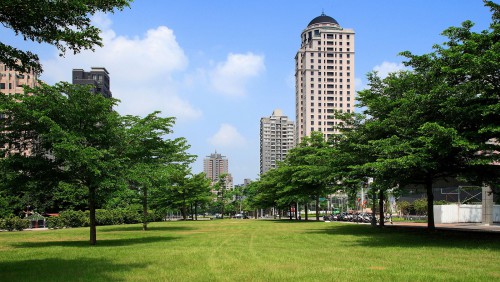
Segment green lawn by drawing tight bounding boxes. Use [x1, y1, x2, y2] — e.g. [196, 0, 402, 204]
[0, 220, 499, 281]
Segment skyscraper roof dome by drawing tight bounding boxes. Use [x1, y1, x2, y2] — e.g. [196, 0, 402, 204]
[307, 12, 339, 27]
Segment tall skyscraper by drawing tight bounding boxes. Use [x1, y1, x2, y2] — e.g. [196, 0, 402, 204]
[72, 67, 112, 98]
[260, 109, 296, 174]
[295, 13, 355, 143]
[203, 151, 233, 189]
[0, 62, 38, 95]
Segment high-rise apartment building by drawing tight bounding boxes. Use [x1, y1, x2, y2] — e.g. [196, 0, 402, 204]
[1, 62, 39, 157]
[0, 62, 38, 95]
[203, 151, 233, 189]
[72, 67, 112, 98]
[260, 109, 296, 174]
[295, 13, 355, 143]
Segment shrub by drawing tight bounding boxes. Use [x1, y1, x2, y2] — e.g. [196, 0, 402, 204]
[46, 216, 64, 229]
[434, 200, 451, 205]
[46, 208, 145, 228]
[396, 200, 411, 216]
[119, 208, 140, 224]
[59, 210, 89, 228]
[413, 198, 428, 215]
[0, 217, 29, 231]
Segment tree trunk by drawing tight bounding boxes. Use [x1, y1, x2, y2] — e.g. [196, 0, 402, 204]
[315, 195, 320, 221]
[426, 175, 435, 231]
[294, 202, 298, 220]
[89, 186, 97, 245]
[371, 190, 377, 227]
[304, 203, 308, 221]
[379, 190, 385, 227]
[195, 202, 198, 221]
[142, 187, 148, 231]
[181, 202, 187, 220]
[220, 190, 225, 219]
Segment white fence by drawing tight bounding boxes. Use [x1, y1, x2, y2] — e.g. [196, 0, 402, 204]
[434, 204, 500, 224]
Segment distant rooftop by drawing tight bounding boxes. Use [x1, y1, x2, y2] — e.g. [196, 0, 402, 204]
[308, 12, 339, 27]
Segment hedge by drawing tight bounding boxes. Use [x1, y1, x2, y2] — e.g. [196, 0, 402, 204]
[0, 217, 29, 231]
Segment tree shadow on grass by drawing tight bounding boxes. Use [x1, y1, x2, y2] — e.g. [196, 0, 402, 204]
[12, 235, 179, 248]
[266, 219, 323, 223]
[0, 258, 147, 281]
[99, 224, 195, 232]
[304, 223, 500, 251]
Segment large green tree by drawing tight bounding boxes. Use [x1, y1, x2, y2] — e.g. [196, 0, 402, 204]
[0, 0, 131, 74]
[354, 1, 500, 230]
[0, 82, 123, 244]
[121, 112, 194, 230]
[400, 0, 500, 193]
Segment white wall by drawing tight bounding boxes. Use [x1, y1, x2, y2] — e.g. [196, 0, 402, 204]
[494, 206, 500, 223]
[434, 204, 500, 224]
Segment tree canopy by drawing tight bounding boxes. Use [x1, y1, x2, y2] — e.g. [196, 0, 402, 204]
[0, 0, 131, 74]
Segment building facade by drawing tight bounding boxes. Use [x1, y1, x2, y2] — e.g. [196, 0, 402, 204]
[260, 109, 295, 175]
[1, 62, 39, 157]
[295, 13, 355, 143]
[0, 62, 38, 95]
[203, 151, 233, 189]
[72, 67, 112, 98]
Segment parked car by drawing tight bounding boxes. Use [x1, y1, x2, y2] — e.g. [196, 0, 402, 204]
[233, 213, 248, 219]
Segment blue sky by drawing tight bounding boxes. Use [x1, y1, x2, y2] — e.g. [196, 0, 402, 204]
[1, 0, 494, 184]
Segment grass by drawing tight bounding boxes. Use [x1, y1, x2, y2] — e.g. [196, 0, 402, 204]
[0, 220, 499, 281]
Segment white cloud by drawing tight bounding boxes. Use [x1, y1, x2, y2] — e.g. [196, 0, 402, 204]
[40, 14, 202, 121]
[355, 77, 365, 91]
[208, 124, 247, 148]
[209, 52, 265, 97]
[373, 61, 407, 79]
